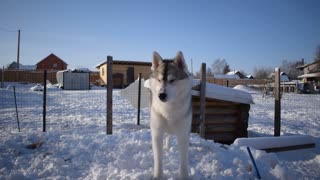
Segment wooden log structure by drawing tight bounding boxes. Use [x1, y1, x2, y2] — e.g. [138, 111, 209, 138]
[191, 96, 250, 144]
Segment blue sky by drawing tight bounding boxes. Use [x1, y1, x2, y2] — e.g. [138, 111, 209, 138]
[0, 0, 319, 74]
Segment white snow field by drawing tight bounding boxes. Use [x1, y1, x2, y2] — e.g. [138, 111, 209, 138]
[0, 83, 319, 179]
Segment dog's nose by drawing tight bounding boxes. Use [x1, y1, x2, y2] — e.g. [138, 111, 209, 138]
[158, 93, 167, 102]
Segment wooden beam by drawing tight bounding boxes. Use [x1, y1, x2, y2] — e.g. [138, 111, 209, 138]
[263, 143, 315, 153]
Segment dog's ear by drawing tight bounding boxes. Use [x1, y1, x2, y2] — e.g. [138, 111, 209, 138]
[152, 51, 163, 71]
[174, 51, 187, 70]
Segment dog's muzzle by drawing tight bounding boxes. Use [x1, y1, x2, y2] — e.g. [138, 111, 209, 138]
[158, 92, 167, 102]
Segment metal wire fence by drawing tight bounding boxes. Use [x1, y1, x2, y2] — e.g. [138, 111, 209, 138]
[0, 70, 150, 138]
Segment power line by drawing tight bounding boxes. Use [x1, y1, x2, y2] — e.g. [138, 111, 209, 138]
[0, 27, 17, 33]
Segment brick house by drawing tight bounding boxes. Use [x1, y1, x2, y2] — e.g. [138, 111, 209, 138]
[36, 53, 68, 70]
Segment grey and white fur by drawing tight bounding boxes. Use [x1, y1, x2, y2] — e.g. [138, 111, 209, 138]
[149, 51, 193, 179]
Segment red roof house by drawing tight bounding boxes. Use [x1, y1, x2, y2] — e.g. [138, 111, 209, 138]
[36, 53, 68, 70]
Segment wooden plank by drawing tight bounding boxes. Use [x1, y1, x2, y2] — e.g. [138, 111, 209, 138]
[192, 96, 241, 106]
[263, 143, 315, 153]
[205, 124, 237, 133]
[192, 115, 238, 125]
[193, 107, 239, 115]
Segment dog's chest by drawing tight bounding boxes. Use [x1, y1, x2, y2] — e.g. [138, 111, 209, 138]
[153, 99, 190, 121]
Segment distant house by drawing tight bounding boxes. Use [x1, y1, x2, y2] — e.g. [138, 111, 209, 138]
[246, 75, 254, 79]
[226, 71, 246, 79]
[280, 72, 290, 82]
[297, 60, 320, 93]
[36, 53, 68, 71]
[7, 61, 36, 70]
[269, 72, 290, 82]
[95, 60, 152, 88]
[214, 70, 246, 79]
[297, 60, 320, 81]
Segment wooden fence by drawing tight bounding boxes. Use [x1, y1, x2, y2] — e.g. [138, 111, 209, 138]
[0, 70, 58, 84]
[0, 70, 101, 85]
[1, 70, 270, 89]
[206, 77, 271, 87]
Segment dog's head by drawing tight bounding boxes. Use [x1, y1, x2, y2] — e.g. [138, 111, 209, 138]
[150, 51, 190, 102]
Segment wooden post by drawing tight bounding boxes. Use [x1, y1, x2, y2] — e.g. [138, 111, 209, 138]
[43, 70, 47, 132]
[1, 66, 4, 88]
[199, 63, 206, 138]
[106, 56, 113, 134]
[13, 86, 20, 132]
[274, 68, 281, 136]
[137, 73, 142, 125]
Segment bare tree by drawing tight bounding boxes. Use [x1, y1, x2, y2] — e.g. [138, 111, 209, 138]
[280, 59, 304, 80]
[212, 58, 230, 75]
[315, 45, 320, 61]
[206, 67, 214, 77]
[253, 66, 273, 79]
[223, 64, 230, 75]
[194, 67, 214, 77]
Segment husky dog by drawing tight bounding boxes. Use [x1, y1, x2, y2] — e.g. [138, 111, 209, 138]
[149, 51, 193, 179]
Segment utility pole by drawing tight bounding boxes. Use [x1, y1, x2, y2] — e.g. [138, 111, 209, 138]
[190, 58, 193, 76]
[17, 29, 20, 70]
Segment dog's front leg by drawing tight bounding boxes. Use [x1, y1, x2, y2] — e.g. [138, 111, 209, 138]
[151, 129, 164, 179]
[177, 131, 190, 179]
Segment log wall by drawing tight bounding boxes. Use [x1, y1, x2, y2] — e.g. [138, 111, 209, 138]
[192, 96, 250, 144]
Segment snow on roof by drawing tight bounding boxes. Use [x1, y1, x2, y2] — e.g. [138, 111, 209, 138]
[280, 74, 289, 82]
[144, 79, 254, 104]
[120, 78, 149, 108]
[298, 72, 320, 78]
[226, 71, 239, 75]
[246, 75, 254, 79]
[233, 85, 261, 95]
[214, 74, 240, 79]
[192, 79, 254, 104]
[269, 72, 290, 82]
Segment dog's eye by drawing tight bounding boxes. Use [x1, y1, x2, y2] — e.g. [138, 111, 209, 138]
[169, 79, 175, 83]
[158, 79, 161, 82]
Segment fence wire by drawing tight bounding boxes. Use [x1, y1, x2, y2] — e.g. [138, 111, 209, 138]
[0, 75, 151, 138]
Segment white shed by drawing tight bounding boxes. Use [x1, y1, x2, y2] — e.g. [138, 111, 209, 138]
[56, 69, 90, 90]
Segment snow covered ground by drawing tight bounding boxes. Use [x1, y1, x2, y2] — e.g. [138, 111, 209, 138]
[0, 83, 319, 179]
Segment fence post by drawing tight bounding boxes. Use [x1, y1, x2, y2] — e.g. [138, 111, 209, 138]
[199, 63, 206, 139]
[137, 73, 142, 125]
[106, 56, 113, 135]
[43, 70, 47, 132]
[13, 86, 20, 132]
[274, 68, 281, 136]
[1, 66, 4, 88]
